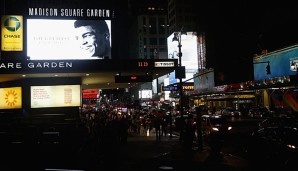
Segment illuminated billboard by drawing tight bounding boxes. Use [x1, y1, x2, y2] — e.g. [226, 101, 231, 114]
[167, 32, 199, 83]
[0, 87, 22, 109]
[27, 19, 111, 60]
[194, 69, 215, 93]
[31, 85, 81, 108]
[82, 89, 99, 99]
[1, 15, 23, 51]
[253, 45, 298, 81]
[138, 90, 152, 99]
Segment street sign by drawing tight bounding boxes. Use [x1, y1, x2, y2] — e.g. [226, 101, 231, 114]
[162, 85, 179, 91]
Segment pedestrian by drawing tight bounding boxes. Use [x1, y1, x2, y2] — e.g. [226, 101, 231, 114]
[183, 117, 195, 151]
[153, 116, 162, 141]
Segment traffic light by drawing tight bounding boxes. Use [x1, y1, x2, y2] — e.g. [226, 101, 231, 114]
[266, 64, 271, 75]
[175, 66, 186, 79]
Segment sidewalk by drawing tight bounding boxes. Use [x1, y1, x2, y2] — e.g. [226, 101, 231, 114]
[126, 131, 251, 171]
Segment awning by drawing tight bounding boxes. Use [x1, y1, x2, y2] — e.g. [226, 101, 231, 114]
[206, 94, 255, 101]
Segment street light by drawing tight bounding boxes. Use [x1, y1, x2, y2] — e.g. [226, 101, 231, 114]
[172, 31, 185, 117]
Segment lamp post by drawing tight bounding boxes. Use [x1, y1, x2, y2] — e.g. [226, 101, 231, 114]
[172, 32, 185, 117]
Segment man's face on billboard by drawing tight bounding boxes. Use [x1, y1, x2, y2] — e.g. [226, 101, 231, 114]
[75, 25, 97, 57]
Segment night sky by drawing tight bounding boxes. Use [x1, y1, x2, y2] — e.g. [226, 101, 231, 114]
[195, 1, 298, 84]
[199, 1, 298, 53]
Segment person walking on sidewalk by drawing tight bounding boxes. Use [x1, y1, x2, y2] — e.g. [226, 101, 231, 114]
[183, 117, 196, 151]
[153, 115, 162, 142]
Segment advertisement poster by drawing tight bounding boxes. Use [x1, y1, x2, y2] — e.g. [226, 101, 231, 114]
[0, 87, 22, 109]
[1, 15, 23, 51]
[27, 19, 111, 60]
[31, 85, 81, 108]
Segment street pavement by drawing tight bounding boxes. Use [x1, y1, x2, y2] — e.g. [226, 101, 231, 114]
[0, 130, 252, 171]
[95, 132, 252, 171]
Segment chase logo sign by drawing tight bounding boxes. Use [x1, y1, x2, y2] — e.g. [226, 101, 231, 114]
[1, 15, 23, 51]
[3, 16, 21, 32]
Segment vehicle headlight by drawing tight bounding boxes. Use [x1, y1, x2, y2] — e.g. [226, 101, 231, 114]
[212, 127, 219, 131]
[287, 144, 296, 149]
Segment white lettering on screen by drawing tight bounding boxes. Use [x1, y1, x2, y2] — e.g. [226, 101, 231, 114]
[28, 8, 58, 16]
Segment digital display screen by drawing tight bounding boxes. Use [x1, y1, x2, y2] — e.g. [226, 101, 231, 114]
[27, 19, 111, 60]
[138, 90, 152, 99]
[167, 32, 199, 83]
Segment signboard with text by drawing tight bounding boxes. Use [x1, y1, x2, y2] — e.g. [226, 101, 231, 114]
[1, 15, 23, 51]
[30, 85, 81, 108]
[82, 89, 99, 99]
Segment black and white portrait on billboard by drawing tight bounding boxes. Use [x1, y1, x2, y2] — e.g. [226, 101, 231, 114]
[27, 19, 111, 60]
[74, 20, 111, 59]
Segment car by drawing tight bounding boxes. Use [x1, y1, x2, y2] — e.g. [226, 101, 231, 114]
[201, 114, 232, 137]
[258, 116, 298, 128]
[246, 126, 298, 170]
[220, 107, 241, 117]
[248, 106, 273, 118]
[200, 114, 233, 155]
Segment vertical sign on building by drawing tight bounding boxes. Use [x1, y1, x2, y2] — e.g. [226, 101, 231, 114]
[1, 15, 23, 51]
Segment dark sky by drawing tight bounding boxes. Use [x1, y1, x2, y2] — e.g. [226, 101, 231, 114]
[195, 1, 298, 84]
[202, 1, 298, 55]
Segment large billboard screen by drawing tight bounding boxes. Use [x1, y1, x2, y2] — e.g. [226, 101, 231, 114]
[253, 45, 298, 81]
[167, 32, 199, 83]
[167, 32, 199, 72]
[0, 87, 22, 109]
[27, 19, 111, 60]
[31, 85, 81, 108]
[194, 69, 215, 93]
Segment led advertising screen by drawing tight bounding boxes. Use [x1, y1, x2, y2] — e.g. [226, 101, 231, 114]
[27, 19, 111, 60]
[167, 32, 199, 83]
[167, 32, 199, 71]
[31, 85, 81, 108]
[138, 90, 152, 99]
[0, 87, 22, 109]
[253, 45, 298, 81]
[193, 69, 215, 93]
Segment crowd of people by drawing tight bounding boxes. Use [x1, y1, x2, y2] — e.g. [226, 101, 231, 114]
[80, 107, 171, 144]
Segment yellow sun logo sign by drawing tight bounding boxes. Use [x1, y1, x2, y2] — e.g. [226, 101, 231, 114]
[0, 87, 22, 109]
[5, 90, 18, 107]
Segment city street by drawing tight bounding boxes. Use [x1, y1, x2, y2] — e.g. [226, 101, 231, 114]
[0, 117, 274, 171]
